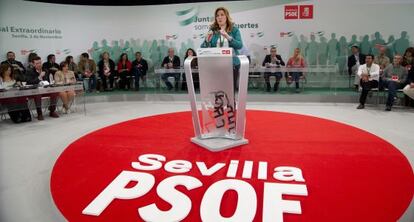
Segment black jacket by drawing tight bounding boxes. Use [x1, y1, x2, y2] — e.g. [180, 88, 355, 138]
[42, 62, 60, 76]
[262, 54, 285, 67]
[161, 55, 180, 68]
[97, 59, 116, 76]
[347, 53, 366, 75]
[25, 68, 47, 85]
[131, 59, 148, 76]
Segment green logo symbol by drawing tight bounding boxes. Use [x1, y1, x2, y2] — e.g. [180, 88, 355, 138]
[176, 7, 199, 26]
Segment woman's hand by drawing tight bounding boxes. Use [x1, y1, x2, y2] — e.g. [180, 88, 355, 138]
[219, 29, 231, 40]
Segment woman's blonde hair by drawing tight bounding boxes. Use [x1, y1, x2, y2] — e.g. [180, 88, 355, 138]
[293, 48, 303, 62]
[210, 7, 233, 33]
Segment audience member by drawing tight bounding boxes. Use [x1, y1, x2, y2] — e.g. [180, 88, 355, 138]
[78, 53, 97, 92]
[356, 54, 380, 109]
[98, 51, 115, 91]
[25, 56, 59, 120]
[401, 47, 414, 70]
[65, 56, 79, 80]
[403, 65, 414, 100]
[131, 52, 148, 91]
[262, 47, 285, 92]
[1, 51, 26, 81]
[286, 48, 305, 93]
[382, 55, 408, 111]
[0, 64, 31, 123]
[27, 52, 38, 70]
[348, 46, 366, 90]
[161, 48, 180, 91]
[117, 53, 132, 90]
[54, 62, 76, 114]
[42, 54, 60, 83]
[181, 48, 199, 91]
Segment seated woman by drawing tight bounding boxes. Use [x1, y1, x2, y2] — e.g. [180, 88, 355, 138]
[117, 53, 132, 90]
[181, 48, 199, 91]
[98, 52, 115, 91]
[0, 64, 31, 123]
[286, 48, 306, 93]
[54, 62, 76, 114]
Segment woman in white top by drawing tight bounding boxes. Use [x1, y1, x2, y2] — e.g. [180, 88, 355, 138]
[0, 63, 16, 89]
[55, 62, 76, 114]
[0, 64, 32, 123]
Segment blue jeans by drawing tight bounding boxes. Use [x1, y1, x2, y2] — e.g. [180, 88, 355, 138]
[383, 79, 404, 106]
[82, 74, 96, 92]
[161, 73, 180, 90]
[287, 72, 302, 89]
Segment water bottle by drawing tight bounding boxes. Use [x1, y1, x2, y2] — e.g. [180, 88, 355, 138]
[49, 73, 54, 84]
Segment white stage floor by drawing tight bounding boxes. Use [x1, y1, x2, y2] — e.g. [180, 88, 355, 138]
[1, 101, 413, 222]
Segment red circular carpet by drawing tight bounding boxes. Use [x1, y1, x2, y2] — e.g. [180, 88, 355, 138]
[51, 110, 414, 222]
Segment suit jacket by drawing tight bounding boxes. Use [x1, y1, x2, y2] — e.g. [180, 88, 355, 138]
[25, 68, 47, 85]
[78, 59, 97, 76]
[347, 53, 366, 75]
[97, 59, 116, 76]
[131, 59, 148, 76]
[161, 55, 180, 69]
[262, 54, 285, 67]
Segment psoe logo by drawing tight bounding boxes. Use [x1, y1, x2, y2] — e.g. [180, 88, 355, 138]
[82, 153, 309, 221]
[300, 5, 314, 19]
[284, 5, 298, 19]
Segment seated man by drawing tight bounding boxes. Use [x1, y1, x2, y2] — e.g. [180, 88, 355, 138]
[348, 46, 366, 90]
[25, 56, 59, 120]
[161, 48, 180, 91]
[42, 54, 60, 83]
[131, 52, 148, 91]
[374, 46, 391, 90]
[382, 55, 408, 111]
[262, 47, 285, 92]
[1, 51, 26, 82]
[78, 53, 97, 92]
[356, 54, 380, 109]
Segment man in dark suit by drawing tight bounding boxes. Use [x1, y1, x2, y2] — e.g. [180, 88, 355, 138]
[262, 47, 285, 92]
[161, 48, 181, 91]
[131, 52, 148, 91]
[348, 46, 366, 89]
[25, 56, 59, 120]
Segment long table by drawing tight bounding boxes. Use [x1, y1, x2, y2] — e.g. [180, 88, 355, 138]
[0, 84, 84, 99]
[154, 65, 339, 89]
[0, 84, 85, 115]
[154, 65, 338, 74]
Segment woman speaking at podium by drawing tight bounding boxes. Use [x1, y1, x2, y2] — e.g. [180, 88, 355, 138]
[201, 7, 243, 89]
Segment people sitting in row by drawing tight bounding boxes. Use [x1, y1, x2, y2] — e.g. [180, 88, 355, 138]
[54, 62, 77, 114]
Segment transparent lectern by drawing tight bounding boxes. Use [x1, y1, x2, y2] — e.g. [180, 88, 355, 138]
[184, 48, 249, 152]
